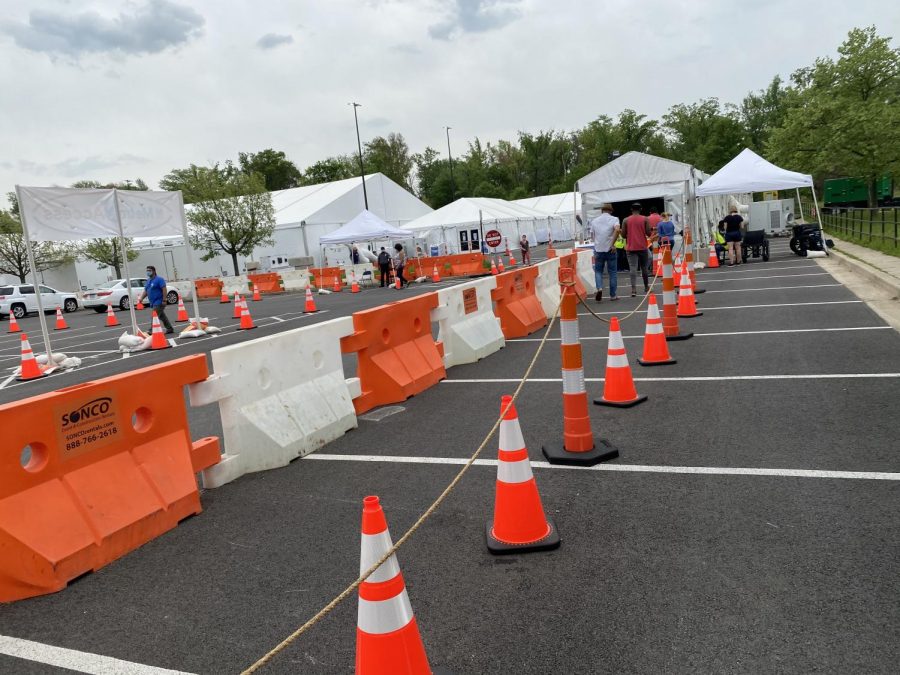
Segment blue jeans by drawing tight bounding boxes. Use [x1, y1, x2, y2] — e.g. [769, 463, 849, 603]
[593, 251, 618, 298]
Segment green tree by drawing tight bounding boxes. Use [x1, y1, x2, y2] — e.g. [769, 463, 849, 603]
[301, 156, 358, 185]
[160, 163, 236, 203]
[663, 99, 746, 171]
[769, 26, 900, 206]
[413, 147, 455, 207]
[0, 202, 73, 283]
[184, 169, 276, 275]
[78, 238, 139, 278]
[739, 76, 793, 152]
[238, 149, 302, 191]
[364, 133, 414, 190]
[71, 179, 149, 191]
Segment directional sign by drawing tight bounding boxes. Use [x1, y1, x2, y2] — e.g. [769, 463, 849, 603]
[484, 229, 502, 248]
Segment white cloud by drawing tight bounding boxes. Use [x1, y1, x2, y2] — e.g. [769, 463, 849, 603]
[256, 33, 293, 50]
[429, 0, 523, 40]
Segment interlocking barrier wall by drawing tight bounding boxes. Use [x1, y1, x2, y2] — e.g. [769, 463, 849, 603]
[433, 276, 505, 368]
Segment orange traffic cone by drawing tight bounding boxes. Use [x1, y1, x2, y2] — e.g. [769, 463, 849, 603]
[53, 307, 68, 330]
[488, 396, 560, 554]
[431, 264, 440, 283]
[594, 317, 647, 408]
[304, 286, 318, 313]
[490, 258, 499, 275]
[542, 266, 619, 465]
[135, 297, 145, 310]
[176, 297, 188, 322]
[351, 272, 361, 294]
[497, 257, 505, 273]
[149, 311, 171, 350]
[238, 303, 256, 330]
[684, 230, 705, 294]
[394, 271, 402, 290]
[7, 312, 21, 333]
[232, 294, 244, 319]
[252, 285, 262, 301]
[661, 245, 692, 341]
[356, 496, 431, 675]
[333, 275, 343, 293]
[676, 263, 702, 318]
[637, 294, 676, 366]
[220, 289, 229, 303]
[546, 241, 556, 258]
[16, 333, 47, 381]
[707, 240, 720, 269]
[508, 250, 517, 266]
[105, 303, 120, 327]
[654, 247, 664, 276]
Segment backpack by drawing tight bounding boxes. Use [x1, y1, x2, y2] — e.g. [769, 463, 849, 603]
[377, 251, 391, 266]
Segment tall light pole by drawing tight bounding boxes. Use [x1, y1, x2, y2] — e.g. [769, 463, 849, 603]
[445, 126, 455, 202]
[349, 102, 368, 210]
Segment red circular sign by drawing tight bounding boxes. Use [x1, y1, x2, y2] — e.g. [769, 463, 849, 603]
[484, 229, 502, 248]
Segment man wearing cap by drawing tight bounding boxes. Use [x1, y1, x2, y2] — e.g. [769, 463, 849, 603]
[589, 203, 620, 301]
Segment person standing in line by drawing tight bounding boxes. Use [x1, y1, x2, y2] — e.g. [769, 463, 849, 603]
[393, 243, 408, 287]
[377, 247, 392, 287]
[519, 234, 531, 265]
[622, 202, 653, 296]
[719, 206, 744, 266]
[136, 265, 174, 334]
[657, 212, 677, 249]
[589, 203, 620, 302]
[351, 244, 361, 265]
[647, 206, 663, 240]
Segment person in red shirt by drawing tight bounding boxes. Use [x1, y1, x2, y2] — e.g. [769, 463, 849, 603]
[647, 206, 663, 239]
[622, 203, 653, 296]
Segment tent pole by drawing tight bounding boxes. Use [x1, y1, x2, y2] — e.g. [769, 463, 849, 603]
[113, 190, 141, 336]
[14, 185, 54, 365]
[811, 185, 828, 256]
[177, 192, 202, 321]
[796, 188, 804, 220]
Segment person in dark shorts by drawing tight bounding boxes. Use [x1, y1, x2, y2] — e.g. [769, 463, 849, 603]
[719, 207, 744, 266]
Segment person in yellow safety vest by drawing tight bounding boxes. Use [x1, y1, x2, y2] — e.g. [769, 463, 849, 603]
[713, 226, 727, 264]
[614, 232, 628, 272]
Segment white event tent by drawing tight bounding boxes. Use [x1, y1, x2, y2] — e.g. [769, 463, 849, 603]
[402, 197, 565, 253]
[513, 192, 580, 241]
[319, 209, 410, 245]
[695, 148, 813, 196]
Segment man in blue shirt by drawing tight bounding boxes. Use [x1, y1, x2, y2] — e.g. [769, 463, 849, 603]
[137, 265, 174, 334]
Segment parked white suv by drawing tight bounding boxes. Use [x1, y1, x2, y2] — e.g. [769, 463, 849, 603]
[82, 277, 182, 313]
[0, 284, 80, 319]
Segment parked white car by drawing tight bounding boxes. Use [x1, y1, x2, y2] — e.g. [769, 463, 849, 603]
[82, 277, 183, 313]
[0, 284, 80, 319]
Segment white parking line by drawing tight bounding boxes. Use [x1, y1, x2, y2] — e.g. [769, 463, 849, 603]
[443, 373, 900, 383]
[507, 326, 892, 342]
[704, 284, 841, 293]
[0, 635, 195, 675]
[306, 454, 900, 481]
[577, 299, 863, 316]
[694, 272, 829, 283]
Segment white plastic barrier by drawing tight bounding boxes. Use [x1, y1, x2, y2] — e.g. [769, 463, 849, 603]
[576, 249, 597, 294]
[433, 276, 505, 368]
[280, 268, 311, 291]
[535, 257, 561, 318]
[188, 317, 361, 488]
[344, 263, 375, 284]
[221, 275, 249, 295]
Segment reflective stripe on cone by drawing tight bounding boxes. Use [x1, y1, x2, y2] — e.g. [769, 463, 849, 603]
[594, 316, 647, 407]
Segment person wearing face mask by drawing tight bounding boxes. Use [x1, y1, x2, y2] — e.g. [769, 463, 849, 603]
[136, 265, 174, 334]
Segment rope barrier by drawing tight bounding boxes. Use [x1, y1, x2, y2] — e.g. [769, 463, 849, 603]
[240, 285, 565, 674]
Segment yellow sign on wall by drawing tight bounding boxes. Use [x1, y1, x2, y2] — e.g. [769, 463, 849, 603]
[762, 190, 779, 201]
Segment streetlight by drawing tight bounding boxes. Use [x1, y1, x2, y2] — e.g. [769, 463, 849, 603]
[445, 126, 455, 202]
[349, 102, 369, 210]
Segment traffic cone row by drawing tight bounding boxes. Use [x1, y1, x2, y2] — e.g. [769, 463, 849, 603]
[661, 245, 692, 341]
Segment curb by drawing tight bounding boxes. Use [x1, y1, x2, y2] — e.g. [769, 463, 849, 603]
[826, 246, 900, 300]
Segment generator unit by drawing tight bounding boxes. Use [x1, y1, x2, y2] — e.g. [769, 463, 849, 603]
[748, 199, 795, 235]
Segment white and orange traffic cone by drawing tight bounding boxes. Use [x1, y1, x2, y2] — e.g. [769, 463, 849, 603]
[232, 294, 244, 319]
[394, 271, 402, 290]
[676, 262, 703, 318]
[488, 396, 560, 554]
[105, 303, 120, 327]
[546, 241, 556, 258]
[684, 230, 705, 294]
[654, 247, 664, 276]
[304, 286, 318, 313]
[490, 258, 499, 276]
[220, 289, 230, 304]
[661, 245, 692, 341]
[431, 264, 440, 283]
[356, 496, 431, 675]
[351, 272, 361, 294]
[637, 294, 676, 366]
[135, 297, 145, 310]
[53, 307, 68, 330]
[7, 312, 21, 333]
[542, 266, 619, 465]
[252, 285, 262, 302]
[497, 256, 505, 273]
[594, 317, 647, 408]
[176, 297, 189, 322]
[333, 275, 343, 293]
[16, 333, 47, 381]
[149, 311, 171, 350]
[707, 240, 720, 269]
[238, 303, 256, 330]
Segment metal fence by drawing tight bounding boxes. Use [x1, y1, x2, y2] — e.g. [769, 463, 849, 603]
[818, 206, 900, 248]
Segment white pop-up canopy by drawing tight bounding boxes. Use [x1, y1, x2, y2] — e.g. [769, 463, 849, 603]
[696, 148, 813, 196]
[318, 209, 410, 245]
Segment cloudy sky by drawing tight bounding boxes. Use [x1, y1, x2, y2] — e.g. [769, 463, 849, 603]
[1, 0, 897, 198]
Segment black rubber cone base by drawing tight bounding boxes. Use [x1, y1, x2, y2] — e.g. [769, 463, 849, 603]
[694, 288, 707, 294]
[486, 517, 561, 555]
[677, 311, 703, 318]
[637, 357, 676, 366]
[542, 438, 619, 466]
[594, 394, 648, 408]
[665, 332, 693, 341]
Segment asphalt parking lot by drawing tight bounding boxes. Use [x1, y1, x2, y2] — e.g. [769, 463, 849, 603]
[1, 239, 898, 674]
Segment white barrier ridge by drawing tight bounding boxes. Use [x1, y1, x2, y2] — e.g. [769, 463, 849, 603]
[432, 276, 505, 368]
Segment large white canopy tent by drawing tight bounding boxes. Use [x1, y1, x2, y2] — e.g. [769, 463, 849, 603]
[318, 209, 410, 245]
[402, 197, 565, 253]
[15, 186, 199, 362]
[513, 192, 580, 241]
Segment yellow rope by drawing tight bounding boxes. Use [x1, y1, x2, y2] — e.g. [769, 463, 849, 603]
[240, 287, 565, 674]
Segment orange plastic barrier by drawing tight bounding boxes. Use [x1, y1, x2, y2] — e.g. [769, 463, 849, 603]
[341, 294, 446, 414]
[310, 267, 345, 288]
[558, 253, 586, 297]
[491, 266, 547, 339]
[0, 355, 220, 603]
[194, 277, 224, 299]
[406, 253, 489, 279]
[247, 272, 283, 294]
